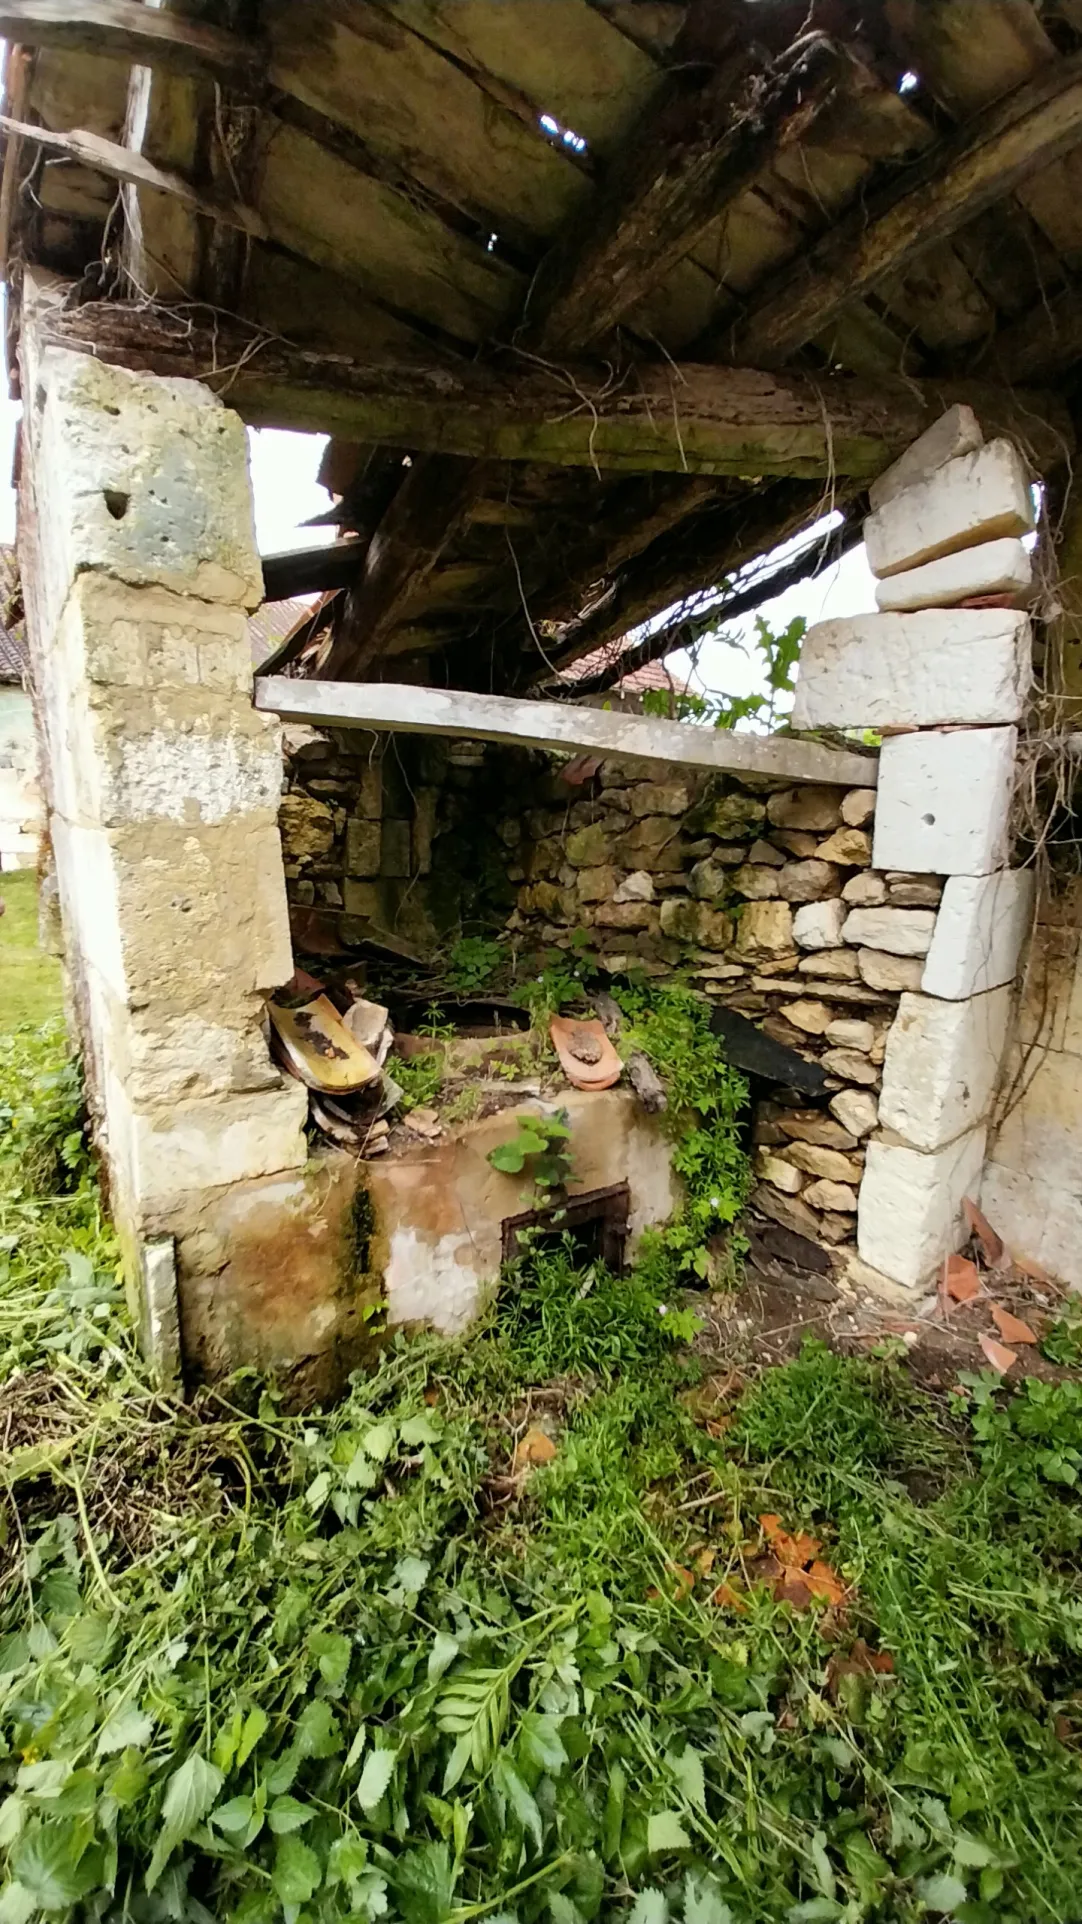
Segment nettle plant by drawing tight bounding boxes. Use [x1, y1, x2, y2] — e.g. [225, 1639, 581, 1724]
[487, 1110, 574, 1199]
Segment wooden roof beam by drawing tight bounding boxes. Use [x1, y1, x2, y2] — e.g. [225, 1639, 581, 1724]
[729, 46, 1082, 367]
[0, 1, 260, 81]
[0, 116, 267, 240]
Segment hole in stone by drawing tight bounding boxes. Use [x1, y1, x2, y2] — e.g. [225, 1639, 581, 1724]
[922, 813, 936, 825]
[103, 488, 130, 520]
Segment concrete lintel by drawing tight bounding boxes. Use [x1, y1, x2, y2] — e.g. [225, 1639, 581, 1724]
[253, 678, 878, 790]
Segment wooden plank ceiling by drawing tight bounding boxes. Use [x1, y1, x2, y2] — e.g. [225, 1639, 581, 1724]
[5, 0, 1082, 694]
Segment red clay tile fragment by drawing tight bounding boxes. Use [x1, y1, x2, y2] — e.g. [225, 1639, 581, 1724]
[978, 1332, 1017, 1375]
[944, 1253, 981, 1303]
[991, 1305, 1037, 1346]
[963, 1197, 1006, 1268]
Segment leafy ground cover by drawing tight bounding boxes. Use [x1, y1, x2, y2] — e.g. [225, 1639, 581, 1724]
[3, 1024, 1082, 1924]
[0, 875, 62, 1033]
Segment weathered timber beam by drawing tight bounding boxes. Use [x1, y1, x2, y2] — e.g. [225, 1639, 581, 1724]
[0, 0, 260, 80]
[0, 117, 267, 240]
[34, 300, 1072, 478]
[729, 48, 1082, 366]
[261, 538, 369, 602]
[253, 676, 878, 789]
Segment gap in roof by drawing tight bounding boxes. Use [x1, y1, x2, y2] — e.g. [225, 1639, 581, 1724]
[897, 70, 920, 94]
[539, 111, 588, 155]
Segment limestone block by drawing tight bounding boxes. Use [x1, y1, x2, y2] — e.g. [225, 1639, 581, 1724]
[793, 900, 846, 949]
[841, 907, 935, 955]
[888, 877, 942, 908]
[798, 948, 859, 979]
[281, 795, 334, 864]
[878, 987, 1011, 1150]
[805, 1178, 858, 1212]
[702, 793, 765, 837]
[821, 1048, 878, 1086]
[59, 574, 254, 692]
[748, 838, 786, 867]
[780, 998, 834, 1034]
[578, 865, 620, 902]
[344, 815, 380, 875]
[857, 1128, 987, 1287]
[689, 856, 733, 900]
[872, 727, 1016, 877]
[613, 869, 654, 903]
[778, 859, 839, 902]
[857, 948, 925, 991]
[594, 900, 656, 930]
[783, 1141, 862, 1182]
[618, 817, 683, 870]
[864, 439, 1034, 579]
[660, 897, 731, 948]
[734, 899, 794, 958]
[826, 1018, 875, 1051]
[778, 1111, 858, 1150]
[753, 1185, 824, 1240]
[111, 1078, 309, 1209]
[842, 872, 887, 906]
[755, 1150, 803, 1195]
[829, 1088, 878, 1137]
[815, 827, 872, 867]
[733, 863, 781, 899]
[874, 537, 1032, 613]
[921, 869, 1035, 999]
[766, 786, 843, 831]
[566, 823, 610, 867]
[630, 780, 690, 816]
[842, 788, 877, 827]
[771, 830, 819, 858]
[868, 404, 983, 513]
[791, 609, 1031, 729]
[36, 347, 262, 617]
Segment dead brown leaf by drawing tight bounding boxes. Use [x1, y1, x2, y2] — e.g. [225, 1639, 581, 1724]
[711, 1581, 747, 1612]
[826, 1639, 895, 1700]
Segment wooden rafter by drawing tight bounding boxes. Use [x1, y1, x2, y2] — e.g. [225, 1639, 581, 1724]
[0, 0, 259, 81]
[728, 46, 1082, 367]
[0, 116, 267, 239]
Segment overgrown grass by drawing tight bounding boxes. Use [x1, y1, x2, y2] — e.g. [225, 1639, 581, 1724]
[0, 873, 63, 1032]
[3, 1025, 1082, 1924]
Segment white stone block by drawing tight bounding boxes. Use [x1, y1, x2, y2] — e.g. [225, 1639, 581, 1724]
[921, 869, 1035, 999]
[872, 727, 1016, 877]
[857, 948, 924, 991]
[113, 1079, 309, 1207]
[792, 899, 846, 949]
[868, 404, 983, 513]
[857, 1127, 987, 1287]
[878, 987, 1011, 1150]
[873, 538, 1032, 613]
[791, 609, 1030, 730]
[841, 907, 936, 955]
[864, 439, 1034, 579]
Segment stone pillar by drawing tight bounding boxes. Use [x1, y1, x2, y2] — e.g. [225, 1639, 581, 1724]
[18, 293, 306, 1376]
[791, 408, 1035, 1289]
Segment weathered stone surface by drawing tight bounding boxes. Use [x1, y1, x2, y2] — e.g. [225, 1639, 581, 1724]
[792, 900, 846, 950]
[613, 869, 654, 903]
[873, 727, 1016, 877]
[826, 1018, 875, 1051]
[345, 816, 381, 875]
[783, 1141, 862, 1182]
[630, 779, 690, 817]
[819, 1211, 856, 1244]
[821, 1048, 879, 1086]
[770, 830, 819, 858]
[921, 869, 1035, 999]
[868, 403, 983, 513]
[842, 788, 877, 827]
[778, 859, 839, 902]
[595, 900, 657, 930]
[804, 1178, 859, 1212]
[874, 537, 1032, 613]
[777, 1111, 859, 1150]
[816, 827, 872, 867]
[798, 948, 860, 980]
[566, 822, 611, 868]
[792, 608, 1031, 728]
[888, 877, 942, 908]
[829, 1088, 878, 1137]
[780, 998, 834, 1035]
[749, 837, 786, 866]
[842, 870, 886, 906]
[619, 816, 684, 869]
[578, 864, 621, 902]
[858, 1128, 987, 1287]
[857, 948, 925, 991]
[841, 907, 936, 956]
[660, 897, 732, 948]
[381, 819, 412, 878]
[733, 863, 781, 899]
[525, 837, 563, 880]
[766, 786, 843, 831]
[864, 439, 1034, 579]
[734, 899, 794, 958]
[38, 349, 262, 620]
[517, 880, 572, 920]
[702, 792, 766, 838]
[689, 856, 733, 899]
[756, 1150, 804, 1194]
[59, 574, 255, 694]
[279, 792, 335, 861]
[878, 986, 1011, 1150]
[752, 1184, 825, 1240]
[110, 1080, 309, 1208]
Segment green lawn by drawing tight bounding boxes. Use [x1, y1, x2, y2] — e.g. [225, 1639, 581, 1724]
[0, 867, 63, 1028]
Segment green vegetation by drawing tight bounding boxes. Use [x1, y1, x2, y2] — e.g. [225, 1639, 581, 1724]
[0, 873, 62, 1032]
[487, 1112, 573, 1196]
[4, 1024, 1082, 1924]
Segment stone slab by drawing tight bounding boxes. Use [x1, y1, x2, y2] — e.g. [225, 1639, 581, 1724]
[873, 537, 1032, 613]
[792, 899, 845, 949]
[841, 907, 936, 956]
[864, 439, 1034, 580]
[921, 869, 1035, 999]
[872, 727, 1016, 877]
[867, 404, 983, 514]
[110, 1078, 310, 1208]
[857, 1127, 987, 1287]
[878, 986, 1011, 1150]
[791, 608, 1031, 730]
